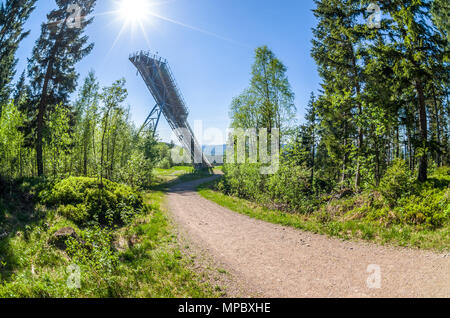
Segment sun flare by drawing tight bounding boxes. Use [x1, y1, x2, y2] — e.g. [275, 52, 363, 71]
[109, 0, 241, 53]
[118, 0, 151, 24]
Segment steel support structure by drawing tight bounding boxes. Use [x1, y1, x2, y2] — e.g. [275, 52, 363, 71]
[129, 51, 212, 168]
[138, 103, 163, 136]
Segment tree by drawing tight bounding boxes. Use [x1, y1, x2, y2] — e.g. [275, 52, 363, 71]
[28, 0, 96, 176]
[230, 89, 259, 130]
[310, 0, 448, 186]
[0, 101, 25, 178]
[250, 46, 297, 143]
[73, 71, 99, 176]
[431, 0, 449, 43]
[13, 70, 30, 106]
[99, 79, 127, 185]
[230, 45, 296, 161]
[383, 0, 447, 182]
[284, 93, 320, 187]
[46, 103, 72, 177]
[311, 0, 366, 189]
[305, 92, 318, 185]
[0, 0, 36, 107]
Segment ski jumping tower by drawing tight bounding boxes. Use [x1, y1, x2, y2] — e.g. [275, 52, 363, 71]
[129, 51, 211, 168]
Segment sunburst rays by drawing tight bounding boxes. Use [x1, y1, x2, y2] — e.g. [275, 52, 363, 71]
[97, 0, 247, 55]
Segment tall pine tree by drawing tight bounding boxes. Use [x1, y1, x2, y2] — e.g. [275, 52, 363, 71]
[27, 0, 96, 176]
[311, 0, 366, 189]
[13, 70, 30, 106]
[383, 0, 447, 181]
[0, 0, 36, 108]
[431, 0, 449, 43]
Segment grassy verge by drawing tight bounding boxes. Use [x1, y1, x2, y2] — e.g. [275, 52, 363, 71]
[150, 166, 215, 191]
[198, 180, 450, 252]
[153, 166, 195, 184]
[0, 173, 217, 298]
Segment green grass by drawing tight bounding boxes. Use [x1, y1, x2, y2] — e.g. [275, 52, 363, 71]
[151, 166, 215, 191]
[0, 174, 217, 298]
[154, 165, 194, 179]
[198, 180, 450, 252]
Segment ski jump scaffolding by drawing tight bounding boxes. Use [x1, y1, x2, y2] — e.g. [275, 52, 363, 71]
[129, 51, 212, 168]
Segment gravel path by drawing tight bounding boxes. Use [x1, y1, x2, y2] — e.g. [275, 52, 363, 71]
[167, 176, 450, 298]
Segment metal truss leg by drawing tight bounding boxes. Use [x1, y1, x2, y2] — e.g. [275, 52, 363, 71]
[138, 104, 163, 137]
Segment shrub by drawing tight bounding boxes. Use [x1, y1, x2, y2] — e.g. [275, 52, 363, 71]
[396, 188, 449, 228]
[66, 226, 119, 274]
[57, 204, 88, 224]
[221, 164, 267, 201]
[119, 151, 153, 188]
[45, 177, 143, 226]
[43, 177, 98, 205]
[379, 159, 413, 205]
[267, 164, 313, 212]
[157, 158, 172, 169]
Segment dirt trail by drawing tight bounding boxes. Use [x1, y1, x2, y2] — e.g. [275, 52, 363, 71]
[167, 176, 450, 298]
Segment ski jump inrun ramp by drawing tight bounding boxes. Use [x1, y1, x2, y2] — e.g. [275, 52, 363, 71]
[129, 51, 211, 168]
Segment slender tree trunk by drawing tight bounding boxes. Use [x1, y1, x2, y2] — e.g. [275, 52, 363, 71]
[416, 79, 428, 182]
[396, 126, 400, 158]
[100, 111, 110, 186]
[92, 121, 96, 174]
[110, 129, 117, 180]
[311, 129, 316, 188]
[407, 128, 413, 171]
[341, 119, 348, 186]
[355, 118, 363, 189]
[350, 44, 363, 190]
[375, 139, 381, 186]
[432, 85, 441, 166]
[83, 123, 89, 176]
[106, 131, 110, 179]
[83, 141, 88, 176]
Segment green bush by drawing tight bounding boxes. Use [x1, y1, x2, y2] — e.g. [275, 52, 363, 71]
[42, 177, 97, 205]
[157, 158, 172, 169]
[218, 158, 450, 232]
[379, 159, 413, 205]
[119, 151, 153, 188]
[396, 188, 449, 228]
[267, 164, 314, 212]
[220, 162, 319, 212]
[66, 226, 119, 274]
[56, 204, 88, 224]
[221, 164, 267, 201]
[44, 177, 143, 226]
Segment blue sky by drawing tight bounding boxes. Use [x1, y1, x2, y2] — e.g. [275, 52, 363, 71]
[15, 0, 321, 144]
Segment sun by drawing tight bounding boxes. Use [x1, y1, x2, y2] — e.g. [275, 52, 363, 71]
[108, 0, 156, 51]
[118, 0, 151, 24]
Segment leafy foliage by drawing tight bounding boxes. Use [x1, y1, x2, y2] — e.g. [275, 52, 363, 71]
[0, 101, 26, 178]
[267, 163, 314, 213]
[27, 0, 97, 176]
[0, 176, 215, 298]
[0, 0, 36, 105]
[379, 159, 414, 205]
[42, 177, 144, 226]
[219, 164, 267, 201]
[230, 46, 297, 141]
[66, 226, 119, 274]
